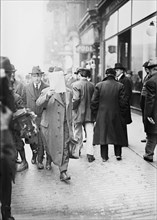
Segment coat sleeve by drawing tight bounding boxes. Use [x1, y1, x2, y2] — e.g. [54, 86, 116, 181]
[90, 84, 100, 120]
[119, 85, 128, 119]
[72, 83, 81, 110]
[145, 80, 156, 117]
[36, 88, 51, 108]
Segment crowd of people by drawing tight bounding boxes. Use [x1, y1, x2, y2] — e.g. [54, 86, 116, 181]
[0, 55, 157, 220]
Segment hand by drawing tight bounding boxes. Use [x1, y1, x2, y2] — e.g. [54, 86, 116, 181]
[147, 117, 155, 124]
[47, 89, 55, 98]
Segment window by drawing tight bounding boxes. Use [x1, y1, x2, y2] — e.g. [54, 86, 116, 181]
[119, 0, 131, 32]
[105, 36, 117, 71]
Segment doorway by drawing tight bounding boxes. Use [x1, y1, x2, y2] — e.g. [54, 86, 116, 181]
[118, 29, 131, 70]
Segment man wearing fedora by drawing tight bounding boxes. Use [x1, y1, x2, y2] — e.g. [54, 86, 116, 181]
[143, 58, 157, 162]
[26, 66, 48, 169]
[114, 63, 132, 146]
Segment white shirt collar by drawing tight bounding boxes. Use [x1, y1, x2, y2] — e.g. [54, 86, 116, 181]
[34, 82, 41, 89]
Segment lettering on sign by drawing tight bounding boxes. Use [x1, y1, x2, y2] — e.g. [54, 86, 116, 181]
[76, 45, 93, 53]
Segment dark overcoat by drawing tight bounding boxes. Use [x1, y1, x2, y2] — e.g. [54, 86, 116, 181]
[144, 72, 157, 134]
[119, 74, 132, 124]
[36, 87, 74, 167]
[91, 76, 128, 146]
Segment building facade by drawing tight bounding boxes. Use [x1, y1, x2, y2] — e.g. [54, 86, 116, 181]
[98, 0, 157, 111]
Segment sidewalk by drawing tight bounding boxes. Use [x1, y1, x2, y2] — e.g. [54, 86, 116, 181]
[128, 112, 157, 168]
[11, 112, 157, 220]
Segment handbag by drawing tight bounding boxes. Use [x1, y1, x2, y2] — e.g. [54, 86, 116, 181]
[68, 138, 79, 159]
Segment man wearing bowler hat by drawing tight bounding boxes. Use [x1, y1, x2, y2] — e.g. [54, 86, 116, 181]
[143, 58, 157, 162]
[26, 66, 48, 169]
[114, 63, 132, 143]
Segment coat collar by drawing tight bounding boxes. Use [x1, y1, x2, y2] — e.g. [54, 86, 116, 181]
[53, 89, 70, 108]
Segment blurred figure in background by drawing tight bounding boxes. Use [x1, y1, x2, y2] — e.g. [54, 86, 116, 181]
[0, 56, 16, 220]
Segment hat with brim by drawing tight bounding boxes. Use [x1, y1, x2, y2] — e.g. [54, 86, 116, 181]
[29, 66, 44, 75]
[146, 58, 157, 69]
[114, 63, 125, 70]
[0, 56, 13, 74]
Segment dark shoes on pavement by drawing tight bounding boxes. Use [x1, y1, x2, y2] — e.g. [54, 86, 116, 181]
[102, 158, 109, 162]
[60, 171, 71, 181]
[141, 139, 147, 143]
[1, 206, 15, 220]
[143, 155, 153, 162]
[116, 156, 122, 161]
[16, 161, 28, 172]
[45, 161, 52, 170]
[87, 154, 95, 162]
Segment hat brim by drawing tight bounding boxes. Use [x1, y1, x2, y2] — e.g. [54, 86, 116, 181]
[114, 67, 125, 70]
[29, 72, 44, 75]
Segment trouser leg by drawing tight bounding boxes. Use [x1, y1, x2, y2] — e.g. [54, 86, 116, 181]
[74, 123, 83, 156]
[84, 122, 94, 155]
[114, 145, 122, 156]
[0, 159, 12, 219]
[59, 121, 69, 173]
[145, 133, 157, 158]
[100, 145, 108, 160]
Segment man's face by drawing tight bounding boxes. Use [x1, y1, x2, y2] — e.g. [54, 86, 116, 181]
[115, 69, 123, 77]
[31, 74, 42, 84]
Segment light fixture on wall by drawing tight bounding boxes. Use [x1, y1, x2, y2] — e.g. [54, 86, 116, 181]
[146, 21, 157, 36]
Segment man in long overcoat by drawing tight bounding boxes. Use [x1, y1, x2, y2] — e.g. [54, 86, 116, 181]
[91, 68, 128, 161]
[26, 66, 48, 169]
[114, 63, 132, 125]
[143, 58, 157, 162]
[36, 67, 73, 181]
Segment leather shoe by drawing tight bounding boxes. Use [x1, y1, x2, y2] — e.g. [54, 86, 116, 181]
[46, 162, 52, 170]
[17, 161, 28, 172]
[37, 162, 44, 169]
[141, 139, 147, 143]
[116, 156, 122, 161]
[87, 154, 95, 162]
[60, 172, 71, 181]
[143, 155, 153, 162]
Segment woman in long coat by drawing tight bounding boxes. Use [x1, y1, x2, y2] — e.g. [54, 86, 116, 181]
[91, 68, 128, 161]
[36, 67, 74, 181]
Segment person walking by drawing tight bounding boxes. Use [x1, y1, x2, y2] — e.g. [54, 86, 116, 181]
[140, 61, 151, 143]
[72, 68, 95, 162]
[143, 58, 157, 162]
[10, 64, 28, 172]
[0, 56, 16, 220]
[91, 68, 128, 161]
[26, 66, 48, 169]
[36, 66, 73, 181]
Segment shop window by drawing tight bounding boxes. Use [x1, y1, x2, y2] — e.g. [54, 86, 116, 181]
[105, 36, 117, 71]
[132, 0, 157, 24]
[105, 12, 118, 39]
[119, 0, 131, 32]
[131, 18, 156, 92]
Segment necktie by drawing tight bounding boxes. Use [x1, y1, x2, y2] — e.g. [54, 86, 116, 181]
[35, 84, 38, 90]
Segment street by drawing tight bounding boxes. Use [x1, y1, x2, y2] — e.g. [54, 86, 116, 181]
[11, 113, 157, 220]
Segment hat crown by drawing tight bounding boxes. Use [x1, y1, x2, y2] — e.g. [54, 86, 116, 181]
[147, 57, 157, 68]
[106, 68, 116, 76]
[31, 66, 43, 74]
[0, 56, 12, 72]
[114, 63, 125, 70]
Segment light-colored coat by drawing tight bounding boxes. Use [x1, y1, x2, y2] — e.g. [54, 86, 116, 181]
[36, 87, 73, 166]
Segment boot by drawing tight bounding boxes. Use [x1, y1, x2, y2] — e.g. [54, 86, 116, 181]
[1, 206, 15, 220]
